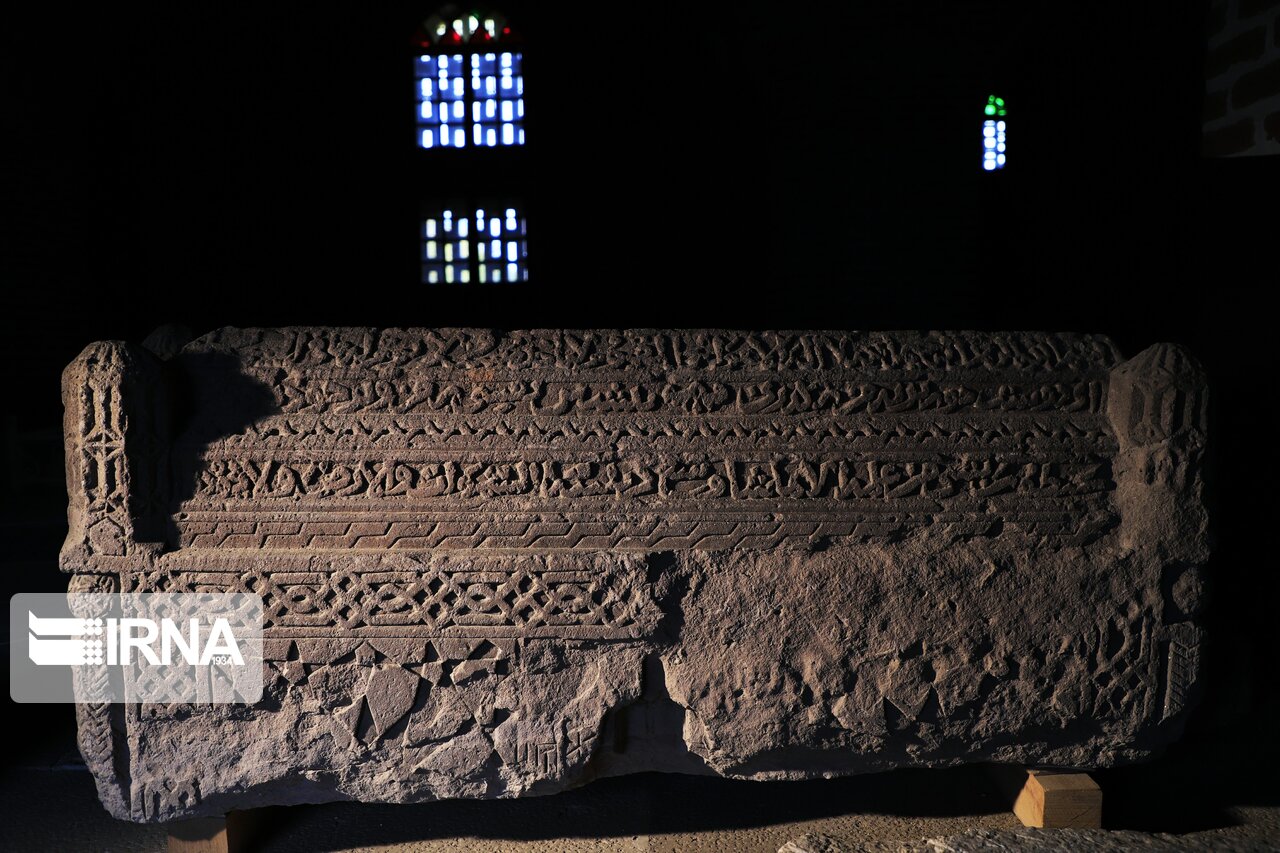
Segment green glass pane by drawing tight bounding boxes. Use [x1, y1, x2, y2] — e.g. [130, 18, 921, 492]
[995, 97, 1005, 106]
[985, 105, 997, 115]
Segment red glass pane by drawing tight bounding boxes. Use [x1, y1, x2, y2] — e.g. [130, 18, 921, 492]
[417, 9, 517, 46]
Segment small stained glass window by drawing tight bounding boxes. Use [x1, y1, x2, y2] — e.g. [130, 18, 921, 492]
[983, 95, 1007, 171]
[415, 10, 524, 149]
[422, 206, 528, 284]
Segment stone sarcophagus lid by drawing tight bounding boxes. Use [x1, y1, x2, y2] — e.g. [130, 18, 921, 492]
[60, 328, 1209, 821]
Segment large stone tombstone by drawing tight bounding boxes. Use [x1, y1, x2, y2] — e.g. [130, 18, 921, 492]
[59, 329, 1209, 821]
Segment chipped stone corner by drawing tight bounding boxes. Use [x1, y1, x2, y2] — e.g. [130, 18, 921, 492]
[1108, 343, 1210, 735]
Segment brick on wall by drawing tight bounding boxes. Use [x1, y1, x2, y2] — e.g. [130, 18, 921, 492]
[1204, 117, 1257, 155]
[1208, 0, 1230, 36]
[1204, 89, 1230, 122]
[1265, 110, 1280, 143]
[1206, 26, 1267, 78]
[1231, 58, 1280, 109]
[1238, 0, 1280, 21]
[1203, 0, 1280, 156]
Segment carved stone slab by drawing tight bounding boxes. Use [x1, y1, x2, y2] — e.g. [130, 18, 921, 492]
[59, 329, 1209, 821]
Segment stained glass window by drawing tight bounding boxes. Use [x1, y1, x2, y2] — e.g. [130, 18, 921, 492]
[415, 11, 524, 149]
[422, 206, 528, 284]
[983, 95, 1007, 171]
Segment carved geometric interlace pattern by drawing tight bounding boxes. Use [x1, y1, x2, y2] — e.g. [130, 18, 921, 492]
[122, 556, 652, 638]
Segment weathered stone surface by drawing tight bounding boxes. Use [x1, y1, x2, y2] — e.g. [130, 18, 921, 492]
[60, 329, 1209, 821]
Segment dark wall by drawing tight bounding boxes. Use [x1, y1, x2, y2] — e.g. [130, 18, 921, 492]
[3, 1, 1276, 754]
[4, 1, 1213, 319]
[1203, 0, 1280, 155]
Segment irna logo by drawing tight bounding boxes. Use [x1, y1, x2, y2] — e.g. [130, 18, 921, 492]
[28, 613, 245, 667]
[11, 592, 264, 704]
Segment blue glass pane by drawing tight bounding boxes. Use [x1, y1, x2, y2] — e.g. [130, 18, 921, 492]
[982, 118, 1007, 170]
[416, 51, 524, 149]
[440, 76, 465, 100]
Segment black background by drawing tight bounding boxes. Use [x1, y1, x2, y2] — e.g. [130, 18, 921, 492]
[3, 0, 1276, 774]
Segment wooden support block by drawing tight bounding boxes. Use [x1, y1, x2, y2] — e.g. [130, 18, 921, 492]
[168, 816, 228, 853]
[1007, 769, 1103, 829]
[167, 811, 255, 853]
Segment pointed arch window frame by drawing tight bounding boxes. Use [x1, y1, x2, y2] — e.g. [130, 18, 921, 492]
[414, 9, 526, 149]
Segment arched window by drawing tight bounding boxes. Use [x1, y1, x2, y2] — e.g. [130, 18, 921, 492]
[415, 8, 524, 148]
[983, 95, 1007, 171]
[415, 7, 529, 285]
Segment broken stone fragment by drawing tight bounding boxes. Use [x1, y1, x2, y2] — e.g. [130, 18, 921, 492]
[60, 329, 1208, 821]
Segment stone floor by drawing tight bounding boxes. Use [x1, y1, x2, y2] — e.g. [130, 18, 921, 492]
[2, 727, 1278, 853]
